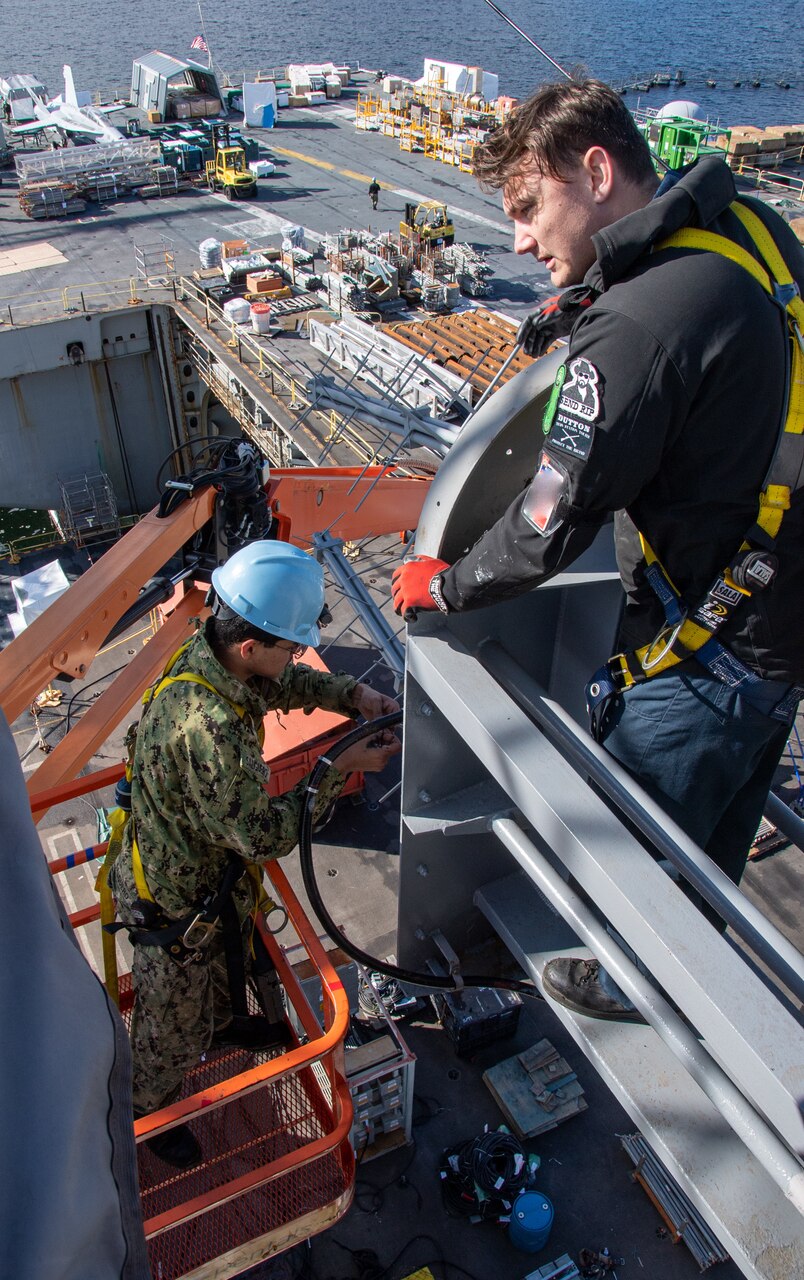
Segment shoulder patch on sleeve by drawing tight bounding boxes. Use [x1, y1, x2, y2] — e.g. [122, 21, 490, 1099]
[547, 357, 602, 460]
[559, 358, 601, 421]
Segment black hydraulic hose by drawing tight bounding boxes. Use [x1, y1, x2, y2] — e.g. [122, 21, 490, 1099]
[298, 712, 542, 1000]
[101, 575, 176, 646]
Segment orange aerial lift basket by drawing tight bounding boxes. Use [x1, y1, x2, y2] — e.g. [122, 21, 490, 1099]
[133, 863, 355, 1279]
[7, 466, 432, 1278]
[38, 764, 356, 1280]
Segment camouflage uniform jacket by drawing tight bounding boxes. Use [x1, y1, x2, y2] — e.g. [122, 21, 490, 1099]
[110, 622, 358, 921]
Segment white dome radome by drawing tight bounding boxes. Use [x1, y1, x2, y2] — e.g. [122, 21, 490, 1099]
[655, 100, 704, 120]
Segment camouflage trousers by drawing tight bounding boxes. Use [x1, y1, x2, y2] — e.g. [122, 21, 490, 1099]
[129, 932, 242, 1114]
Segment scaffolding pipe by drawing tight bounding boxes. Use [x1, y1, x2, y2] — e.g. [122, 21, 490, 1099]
[309, 380, 459, 448]
[313, 532, 405, 677]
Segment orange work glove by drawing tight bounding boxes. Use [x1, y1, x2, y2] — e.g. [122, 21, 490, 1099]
[391, 556, 450, 618]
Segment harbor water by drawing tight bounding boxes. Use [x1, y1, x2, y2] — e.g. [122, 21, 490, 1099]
[1, 0, 802, 128]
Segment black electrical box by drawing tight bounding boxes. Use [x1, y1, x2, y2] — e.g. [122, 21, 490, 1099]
[431, 985, 522, 1056]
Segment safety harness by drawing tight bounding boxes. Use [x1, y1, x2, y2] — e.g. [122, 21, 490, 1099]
[98, 640, 278, 1000]
[587, 199, 804, 740]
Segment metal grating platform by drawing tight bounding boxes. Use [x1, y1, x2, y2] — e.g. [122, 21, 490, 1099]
[141, 1057, 351, 1280]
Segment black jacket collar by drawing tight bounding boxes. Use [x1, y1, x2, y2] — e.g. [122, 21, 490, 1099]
[586, 156, 737, 292]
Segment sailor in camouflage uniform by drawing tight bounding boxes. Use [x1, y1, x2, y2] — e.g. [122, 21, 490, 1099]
[109, 541, 400, 1167]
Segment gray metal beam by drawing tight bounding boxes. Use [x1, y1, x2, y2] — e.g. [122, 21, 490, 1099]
[491, 817, 804, 1208]
[476, 868, 804, 1280]
[481, 640, 804, 1005]
[765, 789, 804, 852]
[405, 626, 804, 1156]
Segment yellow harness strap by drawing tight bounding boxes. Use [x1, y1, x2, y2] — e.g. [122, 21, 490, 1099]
[95, 726, 139, 1000]
[659, 225, 773, 292]
[97, 641, 268, 1003]
[95, 859, 120, 1007]
[131, 651, 250, 900]
[146, 670, 247, 720]
[606, 201, 804, 690]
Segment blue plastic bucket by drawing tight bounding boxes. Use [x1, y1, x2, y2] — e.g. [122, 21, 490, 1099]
[508, 1191, 554, 1252]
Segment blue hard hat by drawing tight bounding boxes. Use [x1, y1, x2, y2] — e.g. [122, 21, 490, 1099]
[211, 541, 325, 646]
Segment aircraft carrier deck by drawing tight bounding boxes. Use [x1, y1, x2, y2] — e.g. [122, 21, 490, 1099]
[0, 72, 550, 322]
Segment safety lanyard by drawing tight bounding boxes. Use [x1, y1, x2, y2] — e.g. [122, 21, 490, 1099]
[98, 641, 275, 999]
[606, 199, 804, 694]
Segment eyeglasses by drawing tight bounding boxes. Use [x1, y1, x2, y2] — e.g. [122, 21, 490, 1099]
[274, 640, 307, 659]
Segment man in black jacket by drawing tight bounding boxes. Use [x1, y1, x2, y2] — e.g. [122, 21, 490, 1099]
[392, 79, 804, 1021]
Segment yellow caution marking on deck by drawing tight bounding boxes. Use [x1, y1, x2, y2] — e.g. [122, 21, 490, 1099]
[341, 167, 379, 184]
[270, 146, 383, 187]
[270, 145, 509, 232]
[270, 146, 338, 172]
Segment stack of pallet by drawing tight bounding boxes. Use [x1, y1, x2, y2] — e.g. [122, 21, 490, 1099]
[441, 242, 494, 297]
[719, 124, 804, 169]
[383, 308, 534, 400]
[85, 172, 118, 204]
[482, 1038, 587, 1138]
[18, 180, 86, 219]
[138, 165, 180, 199]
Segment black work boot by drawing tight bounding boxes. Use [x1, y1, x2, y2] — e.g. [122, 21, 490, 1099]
[541, 958, 647, 1023]
[134, 1111, 202, 1169]
[211, 1015, 292, 1050]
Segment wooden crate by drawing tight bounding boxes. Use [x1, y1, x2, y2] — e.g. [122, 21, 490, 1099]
[483, 1038, 587, 1139]
[246, 271, 285, 293]
[222, 238, 249, 259]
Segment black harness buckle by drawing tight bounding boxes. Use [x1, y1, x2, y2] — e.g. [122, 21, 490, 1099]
[730, 549, 778, 592]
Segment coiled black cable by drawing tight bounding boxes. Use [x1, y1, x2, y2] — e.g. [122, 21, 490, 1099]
[465, 1129, 527, 1196]
[440, 1129, 527, 1220]
[298, 711, 541, 1000]
[155, 437, 265, 519]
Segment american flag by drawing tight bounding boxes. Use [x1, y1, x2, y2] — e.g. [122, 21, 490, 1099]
[190, 35, 209, 52]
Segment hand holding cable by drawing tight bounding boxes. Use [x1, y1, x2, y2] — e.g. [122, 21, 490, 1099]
[300, 712, 540, 1001]
[391, 556, 450, 619]
[336, 728, 401, 775]
[350, 682, 400, 720]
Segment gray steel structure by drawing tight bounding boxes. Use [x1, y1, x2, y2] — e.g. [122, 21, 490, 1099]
[397, 353, 804, 1280]
[0, 306, 177, 514]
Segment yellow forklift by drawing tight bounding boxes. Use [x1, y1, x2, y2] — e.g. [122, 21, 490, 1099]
[400, 200, 455, 249]
[205, 123, 257, 200]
